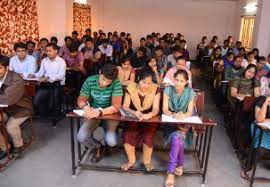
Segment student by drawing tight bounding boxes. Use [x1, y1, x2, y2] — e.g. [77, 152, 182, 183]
[146, 35, 155, 54]
[229, 64, 261, 108]
[95, 32, 106, 48]
[117, 57, 135, 85]
[120, 39, 133, 59]
[252, 48, 260, 62]
[260, 72, 270, 96]
[107, 32, 113, 41]
[59, 36, 73, 58]
[213, 58, 224, 90]
[77, 64, 123, 163]
[121, 69, 160, 171]
[167, 45, 182, 69]
[31, 43, 66, 116]
[9, 42, 37, 79]
[78, 35, 90, 52]
[163, 70, 196, 187]
[71, 31, 81, 49]
[204, 40, 216, 57]
[81, 37, 94, 60]
[222, 52, 234, 68]
[255, 57, 268, 80]
[179, 40, 189, 61]
[138, 37, 152, 57]
[242, 52, 257, 68]
[233, 41, 242, 56]
[197, 36, 207, 61]
[145, 57, 164, 85]
[164, 56, 192, 87]
[85, 28, 91, 37]
[109, 35, 121, 61]
[126, 33, 133, 48]
[130, 47, 147, 69]
[83, 50, 105, 76]
[26, 41, 39, 61]
[50, 36, 61, 51]
[241, 93, 270, 179]
[159, 37, 171, 56]
[221, 39, 229, 57]
[98, 39, 113, 59]
[37, 38, 49, 63]
[225, 56, 245, 81]
[210, 46, 222, 64]
[239, 47, 247, 59]
[155, 46, 168, 71]
[0, 55, 33, 157]
[212, 35, 218, 48]
[228, 36, 234, 48]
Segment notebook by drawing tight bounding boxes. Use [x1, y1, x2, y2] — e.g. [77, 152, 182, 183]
[162, 114, 202, 124]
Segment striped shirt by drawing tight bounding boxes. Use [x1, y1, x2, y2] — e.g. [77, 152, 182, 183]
[80, 75, 123, 108]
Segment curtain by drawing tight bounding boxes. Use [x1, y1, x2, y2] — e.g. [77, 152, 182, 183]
[0, 0, 39, 56]
[73, 3, 91, 38]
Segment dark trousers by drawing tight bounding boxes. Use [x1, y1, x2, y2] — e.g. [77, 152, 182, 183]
[33, 85, 63, 117]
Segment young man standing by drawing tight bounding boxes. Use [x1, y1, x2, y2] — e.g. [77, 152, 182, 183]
[77, 63, 123, 163]
[0, 55, 33, 158]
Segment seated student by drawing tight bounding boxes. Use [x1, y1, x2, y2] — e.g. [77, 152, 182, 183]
[144, 57, 164, 85]
[78, 35, 89, 52]
[221, 39, 229, 57]
[31, 43, 66, 116]
[126, 33, 133, 48]
[213, 58, 224, 90]
[229, 64, 260, 108]
[225, 56, 245, 81]
[84, 50, 106, 76]
[240, 94, 270, 180]
[242, 52, 257, 68]
[26, 41, 39, 61]
[154, 46, 168, 71]
[50, 36, 61, 51]
[210, 46, 222, 65]
[146, 35, 155, 54]
[163, 56, 192, 87]
[222, 52, 234, 68]
[85, 28, 91, 38]
[203, 40, 216, 57]
[117, 57, 135, 85]
[63, 44, 85, 91]
[81, 37, 94, 60]
[109, 34, 121, 59]
[137, 37, 151, 57]
[197, 36, 207, 61]
[9, 42, 36, 79]
[0, 55, 33, 157]
[95, 32, 106, 49]
[77, 64, 123, 163]
[239, 47, 247, 59]
[130, 47, 147, 69]
[252, 48, 260, 62]
[233, 41, 242, 56]
[167, 45, 182, 69]
[162, 70, 196, 187]
[121, 69, 161, 171]
[71, 31, 82, 49]
[159, 37, 171, 56]
[228, 36, 234, 48]
[179, 40, 190, 61]
[59, 36, 73, 58]
[98, 39, 113, 59]
[36, 38, 49, 64]
[255, 57, 269, 81]
[120, 39, 133, 59]
[260, 71, 270, 96]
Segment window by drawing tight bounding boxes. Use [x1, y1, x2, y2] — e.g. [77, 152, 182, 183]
[239, 16, 255, 50]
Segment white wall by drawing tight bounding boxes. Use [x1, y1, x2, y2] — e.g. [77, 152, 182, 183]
[36, 0, 73, 45]
[90, 0, 239, 59]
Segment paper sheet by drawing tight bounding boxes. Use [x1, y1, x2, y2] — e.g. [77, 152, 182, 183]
[236, 96, 244, 101]
[73, 109, 85, 116]
[162, 114, 202, 124]
[24, 77, 39, 81]
[0, 104, 8, 108]
[257, 122, 270, 130]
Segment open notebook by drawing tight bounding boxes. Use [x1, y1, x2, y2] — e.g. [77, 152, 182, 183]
[162, 114, 202, 124]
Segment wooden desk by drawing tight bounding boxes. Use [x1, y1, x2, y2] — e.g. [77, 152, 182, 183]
[66, 112, 217, 185]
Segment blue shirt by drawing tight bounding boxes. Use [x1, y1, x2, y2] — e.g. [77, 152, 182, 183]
[9, 54, 37, 79]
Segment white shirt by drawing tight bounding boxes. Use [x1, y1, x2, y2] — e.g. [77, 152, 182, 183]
[167, 54, 177, 67]
[98, 44, 113, 57]
[221, 47, 228, 56]
[35, 56, 66, 85]
[9, 54, 37, 79]
[0, 72, 8, 89]
[242, 59, 257, 68]
[78, 43, 85, 51]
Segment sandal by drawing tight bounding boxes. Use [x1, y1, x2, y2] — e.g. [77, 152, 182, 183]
[144, 163, 154, 171]
[90, 146, 106, 164]
[165, 174, 175, 187]
[240, 170, 249, 180]
[121, 162, 135, 171]
[174, 166, 183, 176]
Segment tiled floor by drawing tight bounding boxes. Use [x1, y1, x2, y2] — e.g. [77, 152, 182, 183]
[0, 66, 269, 187]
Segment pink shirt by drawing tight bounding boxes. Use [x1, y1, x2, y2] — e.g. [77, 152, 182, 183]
[163, 67, 192, 88]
